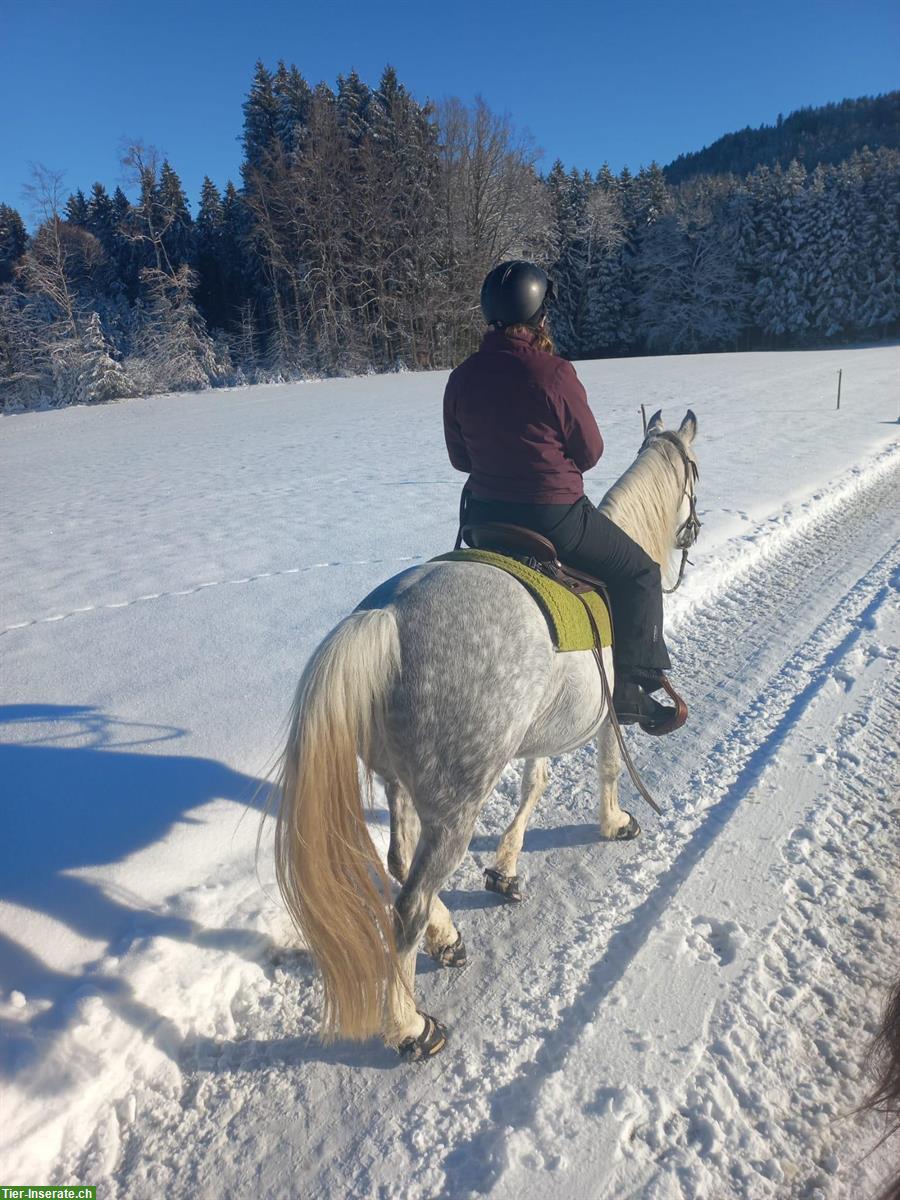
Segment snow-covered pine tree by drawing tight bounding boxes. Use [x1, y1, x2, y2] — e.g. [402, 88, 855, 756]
[128, 266, 219, 393]
[852, 148, 900, 335]
[584, 176, 632, 354]
[546, 162, 585, 356]
[747, 162, 810, 343]
[79, 310, 130, 402]
[242, 62, 281, 180]
[366, 65, 441, 369]
[803, 164, 843, 339]
[157, 161, 194, 270]
[635, 210, 747, 353]
[273, 62, 313, 157]
[630, 162, 671, 226]
[337, 69, 373, 147]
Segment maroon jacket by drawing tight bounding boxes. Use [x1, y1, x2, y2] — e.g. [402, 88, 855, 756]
[442, 328, 603, 503]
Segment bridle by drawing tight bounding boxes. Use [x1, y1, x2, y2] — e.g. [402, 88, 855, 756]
[643, 430, 701, 594]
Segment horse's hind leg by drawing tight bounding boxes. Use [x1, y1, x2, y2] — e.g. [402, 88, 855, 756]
[389, 806, 480, 1057]
[387, 780, 464, 968]
[598, 719, 640, 840]
[485, 757, 549, 902]
[386, 779, 419, 884]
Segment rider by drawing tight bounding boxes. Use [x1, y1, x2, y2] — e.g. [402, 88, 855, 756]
[443, 259, 681, 735]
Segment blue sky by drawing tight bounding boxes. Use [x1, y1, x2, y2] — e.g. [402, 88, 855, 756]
[2, 0, 897, 218]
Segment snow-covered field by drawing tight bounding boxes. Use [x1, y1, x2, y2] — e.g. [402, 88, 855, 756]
[2, 345, 899, 1198]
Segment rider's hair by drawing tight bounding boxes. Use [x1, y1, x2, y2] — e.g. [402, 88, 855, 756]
[498, 319, 556, 355]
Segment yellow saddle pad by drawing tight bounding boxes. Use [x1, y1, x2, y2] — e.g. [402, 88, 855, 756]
[431, 549, 613, 653]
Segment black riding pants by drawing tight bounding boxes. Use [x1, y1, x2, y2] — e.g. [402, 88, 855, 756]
[464, 494, 671, 677]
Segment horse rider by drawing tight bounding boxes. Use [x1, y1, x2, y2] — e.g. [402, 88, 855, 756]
[442, 259, 683, 735]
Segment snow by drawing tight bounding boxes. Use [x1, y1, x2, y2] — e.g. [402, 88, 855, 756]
[2, 344, 899, 1197]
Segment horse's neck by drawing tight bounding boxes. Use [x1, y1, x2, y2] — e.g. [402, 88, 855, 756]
[597, 448, 680, 580]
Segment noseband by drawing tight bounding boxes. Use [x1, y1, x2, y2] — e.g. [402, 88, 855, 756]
[643, 430, 701, 593]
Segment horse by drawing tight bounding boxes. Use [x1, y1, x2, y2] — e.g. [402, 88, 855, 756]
[273, 408, 699, 1060]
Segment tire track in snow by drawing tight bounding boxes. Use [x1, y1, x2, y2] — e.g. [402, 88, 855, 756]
[463, 553, 898, 1199]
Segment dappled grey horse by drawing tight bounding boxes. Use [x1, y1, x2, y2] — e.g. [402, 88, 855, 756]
[274, 409, 699, 1059]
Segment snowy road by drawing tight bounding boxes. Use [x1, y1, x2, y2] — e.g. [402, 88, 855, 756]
[2, 347, 899, 1197]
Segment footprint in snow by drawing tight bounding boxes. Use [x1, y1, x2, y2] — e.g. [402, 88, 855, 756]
[689, 916, 747, 967]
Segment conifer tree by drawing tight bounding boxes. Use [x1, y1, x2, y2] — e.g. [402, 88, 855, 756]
[65, 190, 89, 226]
[0, 203, 27, 284]
[851, 148, 899, 334]
[748, 161, 810, 342]
[157, 160, 194, 269]
[636, 211, 746, 352]
[196, 176, 225, 328]
[80, 310, 130, 402]
[220, 181, 253, 320]
[129, 266, 219, 392]
[273, 62, 313, 155]
[86, 183, 116, 248]
[242, 61, 280, 179]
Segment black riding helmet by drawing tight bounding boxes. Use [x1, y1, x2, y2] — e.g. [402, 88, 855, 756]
[480, 260, 555, 328]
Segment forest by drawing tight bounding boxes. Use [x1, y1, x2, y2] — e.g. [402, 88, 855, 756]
[0, 66, 897, 410]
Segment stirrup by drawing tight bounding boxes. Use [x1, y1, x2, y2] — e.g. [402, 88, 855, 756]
[639, 677, 687, 736]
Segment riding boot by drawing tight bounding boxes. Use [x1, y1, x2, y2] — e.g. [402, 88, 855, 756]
[613, 675, 687, 736]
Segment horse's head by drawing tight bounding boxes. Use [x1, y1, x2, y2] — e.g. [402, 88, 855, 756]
[641, 409, 701, 587]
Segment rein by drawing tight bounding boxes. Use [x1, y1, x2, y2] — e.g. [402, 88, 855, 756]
[645, 431, 701, 594]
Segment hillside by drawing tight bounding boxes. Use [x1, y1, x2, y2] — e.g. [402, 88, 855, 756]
[665, 90, 900, 183]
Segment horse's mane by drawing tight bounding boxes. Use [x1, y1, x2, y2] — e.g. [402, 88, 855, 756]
[598, 433, 691, 589]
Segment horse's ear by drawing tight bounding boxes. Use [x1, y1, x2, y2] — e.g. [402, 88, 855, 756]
[646, 409, 664, 434]
[679, 410, 698, 443]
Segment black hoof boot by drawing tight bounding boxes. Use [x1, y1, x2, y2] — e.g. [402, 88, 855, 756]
[484, 868, 524, 903]
[610, 812, 641, 841]
[398, 1012, 447, 1062]
[430, 930, 467, 968]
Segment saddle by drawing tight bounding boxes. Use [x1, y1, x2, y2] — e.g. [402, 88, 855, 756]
[432, 522, 613, 654]
[462, 522, 609, 597]
[444, 520, 687, 740]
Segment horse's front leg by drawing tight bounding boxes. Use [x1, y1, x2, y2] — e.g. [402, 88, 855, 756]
[485, 757, 550, 902]
[597, 719, 640, 840]
[386, 780, 466, 968]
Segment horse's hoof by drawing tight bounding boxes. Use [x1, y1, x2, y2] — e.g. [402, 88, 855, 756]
[612, 812, 641, 841]
[484, 868, 524, 903]
[398, 1012, 447, 1062]
[430, 931, 467, 968]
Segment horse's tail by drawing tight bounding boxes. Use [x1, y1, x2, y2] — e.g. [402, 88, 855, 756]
[274, 607, 401, 1043]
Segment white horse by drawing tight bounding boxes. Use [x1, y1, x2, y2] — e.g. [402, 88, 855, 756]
[274, 409, 699, 1059]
